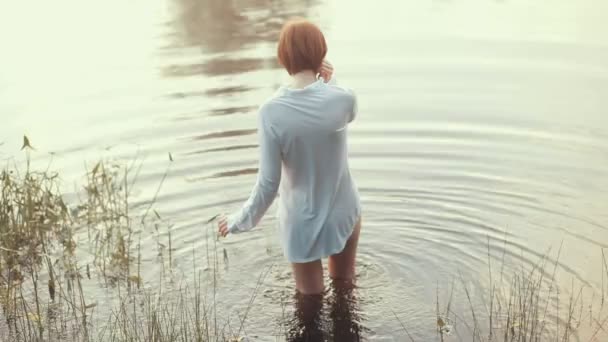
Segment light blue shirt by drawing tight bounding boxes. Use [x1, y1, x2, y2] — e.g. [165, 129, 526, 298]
[228, 78, 361, 263]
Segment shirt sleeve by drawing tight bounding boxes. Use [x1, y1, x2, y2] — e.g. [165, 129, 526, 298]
[347, 88, 358, 123]
[227, 109, 282, 233]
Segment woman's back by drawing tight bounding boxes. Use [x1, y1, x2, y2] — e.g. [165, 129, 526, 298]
[264, 79, 360, 262]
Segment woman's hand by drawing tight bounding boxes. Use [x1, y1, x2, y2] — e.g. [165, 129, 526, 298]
[218, 215, 229, 237]
[318, 60, 334, 82]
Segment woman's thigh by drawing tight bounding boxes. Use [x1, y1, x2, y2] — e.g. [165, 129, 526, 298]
[291, 260, 324, 295]
[328, 218, 361, 281]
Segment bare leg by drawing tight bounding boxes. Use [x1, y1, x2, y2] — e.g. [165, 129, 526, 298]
[291, 260, 324, 295]
[328, 218, 361, 281]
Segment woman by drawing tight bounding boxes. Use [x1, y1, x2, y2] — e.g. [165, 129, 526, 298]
[218, 19, 361, 296]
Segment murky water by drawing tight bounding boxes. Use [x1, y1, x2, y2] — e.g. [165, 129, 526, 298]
[2, 0, 608, 340]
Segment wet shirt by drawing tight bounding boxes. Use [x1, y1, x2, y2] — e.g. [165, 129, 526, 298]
[227, 79, 361, 263]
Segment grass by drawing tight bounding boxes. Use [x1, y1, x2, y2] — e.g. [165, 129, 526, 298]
[1, 136, 608, 341]
[400, 239, 608, 342]
[0, 144, 73, 341]
[0, 137, 261, 341]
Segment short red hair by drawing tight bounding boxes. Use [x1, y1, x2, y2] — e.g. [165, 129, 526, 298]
[277, 19, 327, 75]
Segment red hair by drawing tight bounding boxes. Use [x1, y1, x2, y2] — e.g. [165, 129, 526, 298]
[277, 19, 327, 75]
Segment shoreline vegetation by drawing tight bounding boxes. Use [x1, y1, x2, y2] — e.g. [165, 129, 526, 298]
[1, 136, 607, 341]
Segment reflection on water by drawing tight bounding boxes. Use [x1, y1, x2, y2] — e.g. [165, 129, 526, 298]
[286, 281, 364, 342]
[168, 0, 282, 51]
[188, 143, 258, 154]
[208, 167, 259, 179]
[193, 128, 257, 141]
[164, 0, 316, 78]
[163, 56, 279, 77]
[206, 106, 259, 116]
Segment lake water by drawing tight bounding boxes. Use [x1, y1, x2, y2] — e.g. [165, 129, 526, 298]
[1, 0, 608, 340]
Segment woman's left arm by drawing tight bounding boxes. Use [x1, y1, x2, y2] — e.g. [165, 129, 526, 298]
[218, 109, 282, 237]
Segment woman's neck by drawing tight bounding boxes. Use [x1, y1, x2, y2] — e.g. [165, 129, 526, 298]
[290, 70, 317, 89]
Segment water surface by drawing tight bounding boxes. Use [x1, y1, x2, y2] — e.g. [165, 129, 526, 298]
[1, 0, 608, 340]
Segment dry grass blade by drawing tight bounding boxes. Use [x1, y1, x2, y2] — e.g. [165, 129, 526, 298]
[235, 264, 274, 338]
[393, 310, 415, 342]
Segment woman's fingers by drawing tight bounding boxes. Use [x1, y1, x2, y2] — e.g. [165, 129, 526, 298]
[320, 67, 330, 81]
[217, 215, 229, 237]
[320, 60, 334, 82]
[323, 60, 334, 73]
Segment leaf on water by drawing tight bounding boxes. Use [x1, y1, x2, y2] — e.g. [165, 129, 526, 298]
[437, 316, 453, 336]
[21, 135, 34, 150]
[437, 317, 445, 328]
[441, 324, 453, 335]
[168, 152, 174, 162]
[154, 209, 161, 220]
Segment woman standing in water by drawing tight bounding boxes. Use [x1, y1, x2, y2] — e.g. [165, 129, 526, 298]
[218, 19, 361, 296]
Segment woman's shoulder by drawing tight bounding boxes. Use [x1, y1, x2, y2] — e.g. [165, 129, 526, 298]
[256, 95, 286, 127]
[259, 87, 290, 109]
[325, 82, 356, 98]
[259, 94, 284, 113]
[323, 83, 357, 109]
[260, 80, 355, 111]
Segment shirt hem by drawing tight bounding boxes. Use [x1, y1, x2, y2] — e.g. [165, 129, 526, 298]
[284, 207, 361, 264]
